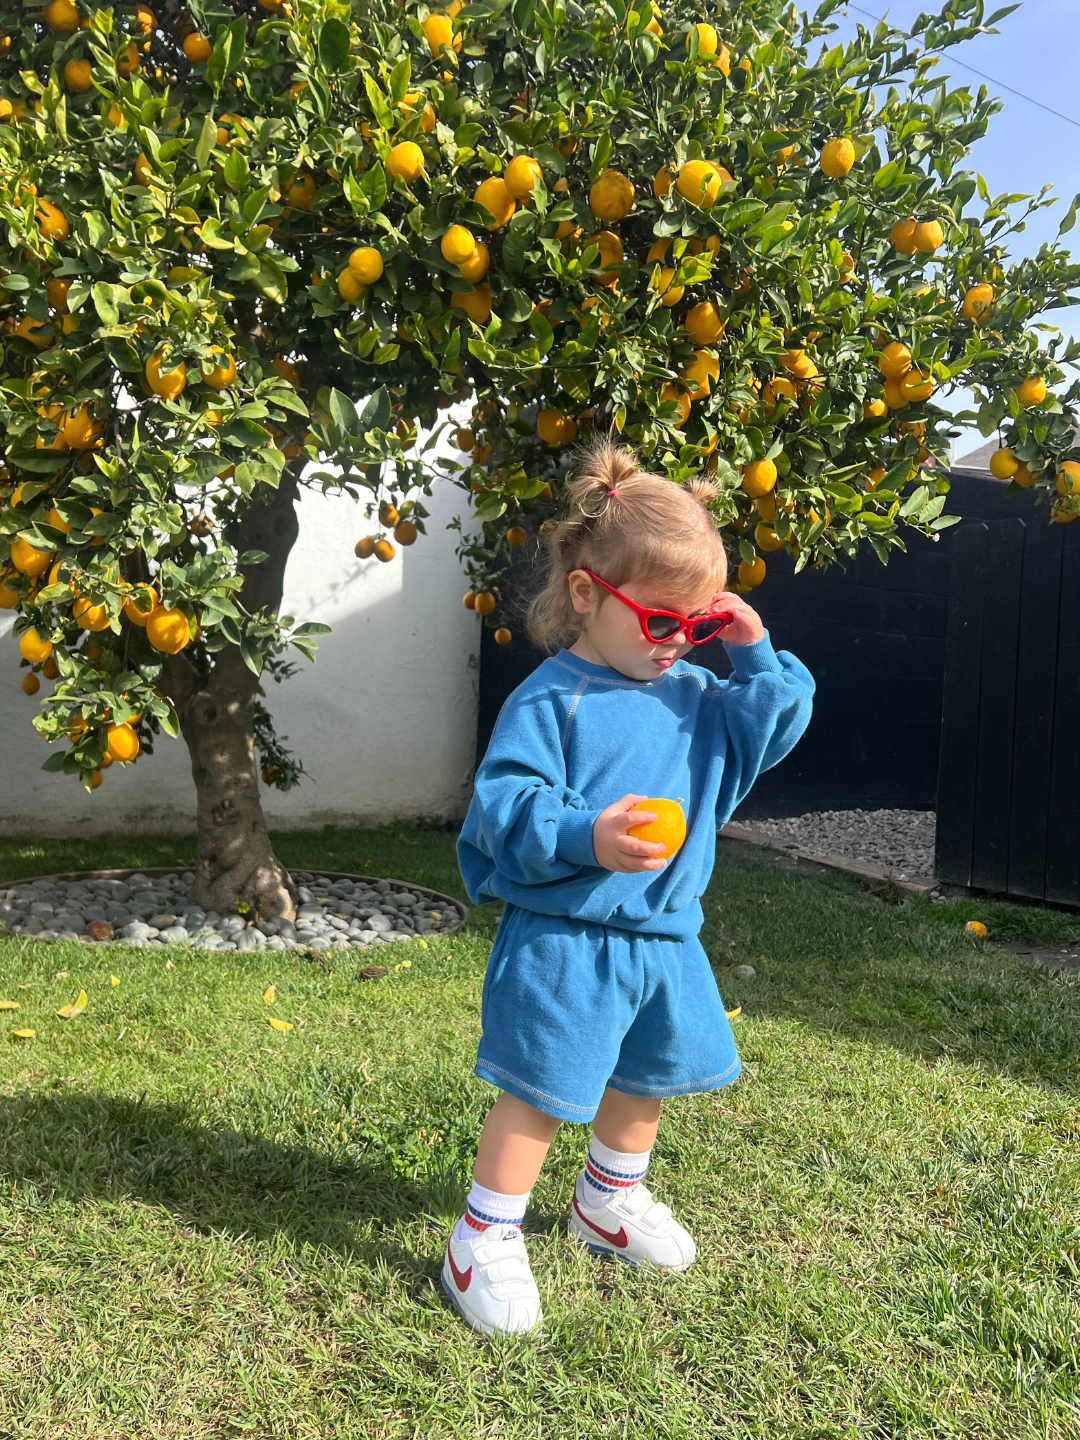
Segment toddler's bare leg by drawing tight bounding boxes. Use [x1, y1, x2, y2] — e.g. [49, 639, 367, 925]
[592, 1087, 661, 1153]
[473, 1091, 561, 1193]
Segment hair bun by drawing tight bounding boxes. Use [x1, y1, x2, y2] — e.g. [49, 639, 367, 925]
[563, 435, 639, 516]
[686, 474, 719, 506]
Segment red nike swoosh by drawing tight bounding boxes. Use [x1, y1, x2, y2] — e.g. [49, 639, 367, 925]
[447, 1246, 472, 1292]
[573, 1194, 629, 1249]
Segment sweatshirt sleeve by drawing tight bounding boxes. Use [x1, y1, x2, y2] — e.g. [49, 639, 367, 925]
[712, 631, 814, 826]
[457, 688, 602, 903]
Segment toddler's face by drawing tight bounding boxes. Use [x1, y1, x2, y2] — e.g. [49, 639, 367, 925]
[568, 570, 724, 681]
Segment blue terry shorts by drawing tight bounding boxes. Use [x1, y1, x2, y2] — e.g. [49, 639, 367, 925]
[474, 904, 741, 1123]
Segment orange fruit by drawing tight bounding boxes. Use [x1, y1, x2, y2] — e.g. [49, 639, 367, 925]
[878, 342, 912, 379]
[146, 349, 187, 400]
[680, 349, 721, 398]
[462, 590, 477, 609]
[655, 268, 684, 307]
[964, 919, 987, 939]
[394, 520, 418, 545]
[676, 159, 731, 209]
[105, 722, 140, 762]
[1015, 376, 1047, 408]
[201, 347, 236, 390]
[659, 383, 691, 426]
[64, 58, 93, 92]
[284, 173, 317, 209]
[473, 176, 514, 228]
[455, 283, 493, 323]
[755, 523, 784, 552]
[883, 377, 909, 409]
[440, 225, 474, 265]
[146, 606, 191, 653]
[891, 218, 918, 255]
[740, 458, 777, 497]
[347, 246, 383, 283]
[686, 22, 718, 58]
[73, 597, 110, 631]
[962, 283, 994, 322]
[493, 627, 512, 646]
[386, 142, 425, 185]
[685, 301, 725, 346]
[653, 165, 674, 199]
[422, 12, 460, 55]
[18, 627, 52, 663]
[628, 798, 687, 858]
[738, 556, 766, 588]
[354, 536, 376, 558]
[900, 369, 935, 403]
[11, 538, 55, 577]
[22, 672, 41, 695]
[90, 769, 103, 789]
[36, 199, 69, 242]
[59, 404, 100, 449]
[43, 0, 79, 31]
[474, 590, 497, 616]
[589, 168, 634, 221]
[537, 409, 578, 445]
[458, 243, 490, 282]
[182, 31, 212, 62]
[337, 269, 364, 304]
[1013, 461, 1041, 489]
[374, 538, 395, 562]
[988, 448, 1018, 480]
[1055, 461, 1080, 496]
[863, 397, 888, 420]
[117, 41, 139, 76]
[505, 526, 527, 548]
[819, 137, 855, 179]
[122, 586, 156, 625]
[504, 155, 542, 200]
[913, 220, 943, 253]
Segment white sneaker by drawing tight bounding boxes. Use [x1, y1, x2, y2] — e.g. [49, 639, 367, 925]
[441, 1222, 543, 1336]
[569, 1179, 697, 1271]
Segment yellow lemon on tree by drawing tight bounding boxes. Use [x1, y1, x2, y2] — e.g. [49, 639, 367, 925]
[105, 722, 140, 762]
[1056, 461, 1080, 496]
[440, 226, 475, 265]
[1016, 375, 1047, 407]
[43, 0, 79, 31]
[182, 31, 212, 62]
[659, 383, 691, 426]
[146, 606, 191, 654]
[589, 168, 634, 221]
[819, 137, 855, 178]
[901, 369, 935, 403]
[686, 22, 718, 57]
[134, 153, 153, 186]
[36, 199, 69, 242]
[122, 585, 156, 625]
[18, 627, 52, 663]
[962, 283, 995, 322]
[655, 268, 684, 306]
[681, 349, 721, 398]
[989, 448, 1018, 480]
[458, 242, 490, 282]
[863, 397, 888, 420]
[653, 165, 674, 199]
[882, 377, 909, 409]
[117, 41, 139, 76]
[45, 277, 71, 311]
[146, 349, 187, 400]
[455, 284, 493, 323]
[676, 159, 731, 208]
[741, 458, 777, 497]
[348, 246, 384, 283]
[504, 155, 542, 200]
[627, 798, 687, 858]
[60, 405, 100, 449]
[685, 300, 725, 346]
[387, 142, 425, 185]
[284, 173, 316, 210]
[473, 176, 514, 228]
[201, 347, 237, 390]
[423, 12, 460, 54]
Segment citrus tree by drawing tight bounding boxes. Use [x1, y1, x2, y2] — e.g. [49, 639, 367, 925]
[1, 0, 1078, 919]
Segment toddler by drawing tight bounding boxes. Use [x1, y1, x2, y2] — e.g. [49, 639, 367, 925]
[445, 437, 814, 1334]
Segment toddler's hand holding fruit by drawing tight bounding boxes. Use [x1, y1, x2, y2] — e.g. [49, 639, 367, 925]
[592, 795, 668, 873]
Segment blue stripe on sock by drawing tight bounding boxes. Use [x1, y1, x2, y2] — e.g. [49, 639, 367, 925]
[467, 1202, 525, 1226]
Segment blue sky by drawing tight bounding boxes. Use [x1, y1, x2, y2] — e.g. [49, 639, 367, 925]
[825, 0, 1080, 452]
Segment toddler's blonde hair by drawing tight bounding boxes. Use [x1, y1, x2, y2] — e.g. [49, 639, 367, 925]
[526, 434, 728, 653]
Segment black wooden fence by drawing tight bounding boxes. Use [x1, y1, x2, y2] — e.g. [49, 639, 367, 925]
[935, 518, 1080, 904]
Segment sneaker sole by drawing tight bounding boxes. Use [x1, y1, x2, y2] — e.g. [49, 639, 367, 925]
[440, 1265, 543, 1337]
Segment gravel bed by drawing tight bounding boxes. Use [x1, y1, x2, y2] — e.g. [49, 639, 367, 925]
[746, 809, 936, 880]
[0, 870, 463, 953]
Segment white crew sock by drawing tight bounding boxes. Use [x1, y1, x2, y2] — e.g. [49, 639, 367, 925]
[577, 1134, 652, 1207]
[452, 1179, 531, 1244]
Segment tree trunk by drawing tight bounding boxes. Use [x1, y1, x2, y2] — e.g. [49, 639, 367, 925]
[160, 474, 302, 920]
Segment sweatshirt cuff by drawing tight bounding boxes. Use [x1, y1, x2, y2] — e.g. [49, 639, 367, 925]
[555, 806, 601, 867]
[724, 630, 784, 680]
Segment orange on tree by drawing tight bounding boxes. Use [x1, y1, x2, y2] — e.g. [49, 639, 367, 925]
[22, 672, 41, 695]
[1016, 375, 1047, 407]
[659, 383, 691, 426]
[741, 458, 778, 497]
[963, 284, 995, 322]
[685, 300, 725, 346]
[117, 42, 140, 76]
[989, 448, 1018, 479]
[43, 0, 78, 31]
[201, 348, 237, 390]
[354, 536, 377, 558]
[537, 409, 578, 445]
[504, 155, 542, 200]
[755, 523, 784, 552]
[879, 342, 912, 379]
[105, 723, 140, 763]
[423, 12, 460, 55]
[374, 538, 395, 562]
[348, 246, 384, 283]
[653, 165, 674, 199]
[394, 520, 418, 545]
[473, 176, 514, 228]
[1013, 461, 1041, 488]
[284, 173, 316, 209]
[913, 220, 943, 253]
[11, 539, 54, 577]
[73, 597, 110, 631]
[36, 199, 68, 242]
[863, 397, 888, 419]
[819, 137, 855, 178]
[686, 22, 718, 58]
[387, 142, 425, 185]
[440, 226, 475, 265]
[474, 590, 497, 616]
[146, 350, 187, 400]
[493, 626, 512, 646]
[589, 168, 635, 221]
[462, 590, 477, 609]
[146, 606, 192, 654]
[675, 159, 731, 209]
[505, 526, 527, 547]
[681, 349, 721, 398]
[458, 242, 490, 282]
[19, 627, 53, 663]
[337, 269, 364, 303]
[454, 284, 493, 323]
[655, 268, 684, 306]
[1056, 462, 1080, 496]
[64, 58, 93, 92]
[182, 31, 212, 62]
[739, 556, 766, 589]
[891, 218, 918, 255]
[122, 585, 156, 625]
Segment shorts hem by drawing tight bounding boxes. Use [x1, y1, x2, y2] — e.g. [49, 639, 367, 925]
[606, 1055, 742, 1099]
[474, 1058, 599, 1123]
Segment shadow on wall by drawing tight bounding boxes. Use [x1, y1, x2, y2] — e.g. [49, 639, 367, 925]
[477, 472, 1044, 819]
[0, 549, 482, 838]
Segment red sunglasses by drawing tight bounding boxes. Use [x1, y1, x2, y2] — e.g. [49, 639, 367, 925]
[570, 569, 733, 645]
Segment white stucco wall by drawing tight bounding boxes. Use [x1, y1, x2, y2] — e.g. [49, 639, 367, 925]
[0, 417, 482, 837]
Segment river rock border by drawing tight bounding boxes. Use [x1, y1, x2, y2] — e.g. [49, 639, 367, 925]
[0, 866, 468, 954]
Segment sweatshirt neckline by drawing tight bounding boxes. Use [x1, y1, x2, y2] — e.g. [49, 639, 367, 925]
[552, 649, 672, 686]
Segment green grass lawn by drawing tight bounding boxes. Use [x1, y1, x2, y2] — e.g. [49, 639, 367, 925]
[1, 828, 1079, 1439]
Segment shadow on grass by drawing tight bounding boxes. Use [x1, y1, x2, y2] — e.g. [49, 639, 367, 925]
[0, 1092, 451, 1287]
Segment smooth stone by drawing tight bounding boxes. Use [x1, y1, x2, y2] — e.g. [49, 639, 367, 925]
[30, 903, 55, 917]
[149, 913, 177, 930]
[266, 935, 286, 950]
[307, 937, 331, 950]
[732, 965, 757, 981]
[159, 926, 189, 945]
[236, 930, 258, 951]
[366, 914, 393, 933]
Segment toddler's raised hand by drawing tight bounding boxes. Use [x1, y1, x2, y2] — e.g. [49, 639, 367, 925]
[711, 591, 766, 648]
[592, 795, 668, 873]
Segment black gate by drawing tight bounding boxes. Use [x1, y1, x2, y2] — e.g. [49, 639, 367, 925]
[935, 517, 1080, 904]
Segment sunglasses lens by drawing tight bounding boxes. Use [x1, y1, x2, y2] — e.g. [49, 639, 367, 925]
[647, 614, 682, 641]
[689, 617, 726, 643]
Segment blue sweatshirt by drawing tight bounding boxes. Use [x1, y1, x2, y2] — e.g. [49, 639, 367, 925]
[457, 632, 814, 939]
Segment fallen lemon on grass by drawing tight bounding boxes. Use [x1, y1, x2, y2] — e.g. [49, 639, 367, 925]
[627, 799, 687, 859]
[965, 920, 988, 939]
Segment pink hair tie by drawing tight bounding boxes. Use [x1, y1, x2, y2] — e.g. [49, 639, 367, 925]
[606, 486, 619, 496]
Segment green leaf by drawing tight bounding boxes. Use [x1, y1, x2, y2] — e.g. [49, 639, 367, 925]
[41, 752, 67, 773]
[473, 496, 507, 522]
[330, 388, 361, 434]
[91, 282, 127, 325]
[252, 255, 288, 306]
[239, 636, 264, 676]
[364, 73, 393, 132]
[358, 387, 391, 432]
[196, 111, 218, 170]
[223, 147, 250, 192]
[240, 550, 269, 566]
[318, 17, 351, 71]
[158, 704, 180, 738]
[79, 211, 111, 250]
